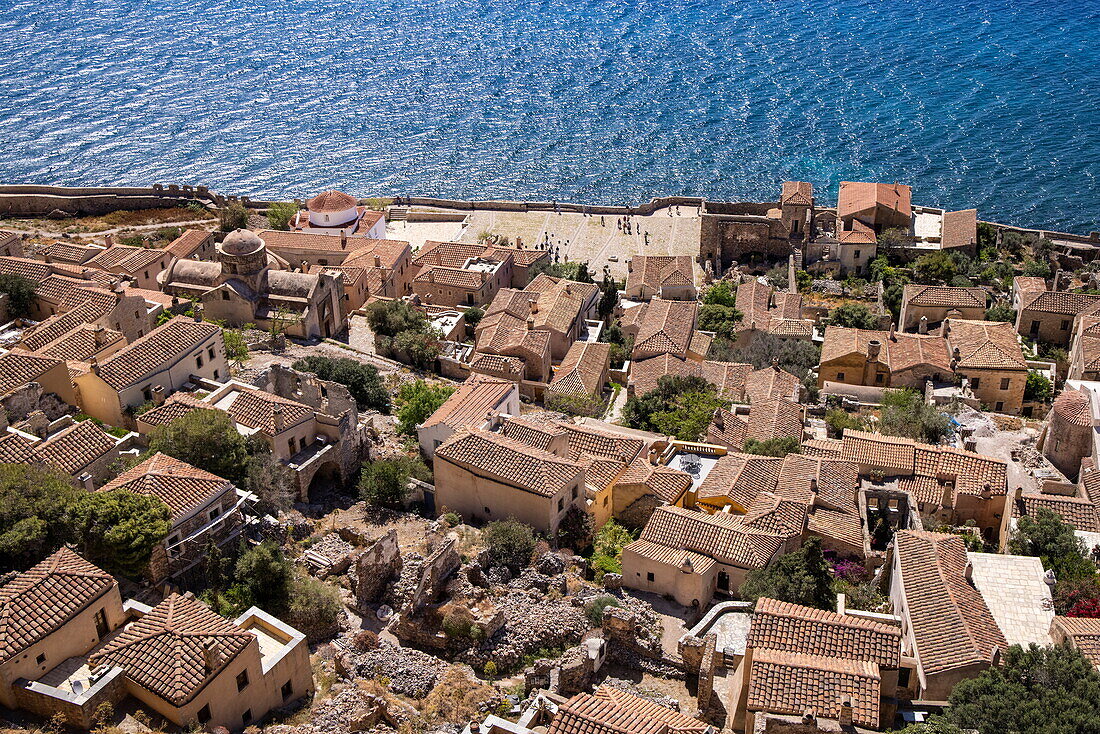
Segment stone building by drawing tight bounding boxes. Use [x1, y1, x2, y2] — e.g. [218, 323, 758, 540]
[624, 255, 697, 300]
[85, 244, 174, 290]
[732, 281, 814, 345]
[159, 229, 346, 339]
[1039, 386, 1095, 480]
[1069, 313, 1100, 381]
[837, 181, 912, 234]
[0, 230, 24, 258]
[73, 316, 227, 427]
[0, 350, 80, 415]
[1015, 288, 1100, 346]
[0, 416, 130, 488]
[414, 240, 549, 290]
[288, 190, 386, 238]
[417, 375, 520, 457]
[545, 341, 610, 411]
[898, 284, 987, 332]
[817, 326, 952, 391]
[165, 229, 215, 260]
[411, 240, 550, 308]
[942, 318, 1029, 414]
[98, 453, 252, 583]
[628, 298, 705, 361]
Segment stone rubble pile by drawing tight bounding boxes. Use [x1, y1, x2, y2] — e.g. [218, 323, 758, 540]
[348, 641, 448, 698]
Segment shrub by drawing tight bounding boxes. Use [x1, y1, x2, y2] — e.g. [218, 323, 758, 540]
[765, 266, 789, 290]
[441, 607, 482, 641]
[986, 302, 1016, 323]
[825, 408, 867, 438]
[739, 537, 833, 610]
[358, 457, 430, 508]
[743, 436, 801, 457]
[590, 553, 621, 580]
[702, 280, 736, 306]
[234, 542, 294, 612]
[482, 660, 498, 677]
[878, 388, 950, 444]
[219, 202, 249, 231]
[286, 573, 343, 636]
[1025, 371, 1054, 402]
[441, 512, 461, 528]
[622, 375, 731, 441]
[395, 380, 455, 435]
[585, 595, 620, 626]
[0, 273, 36, 318]
[594, 520, 635, 559]
[483, 519, 536, 572]
[1010, 507, 1096, 583]
[148, 409, 255, 484]
[462, 306, 484, 328]
[266, 202, 298, 231]
[292, 355, 390, 412]
[827, 302, 879, 329]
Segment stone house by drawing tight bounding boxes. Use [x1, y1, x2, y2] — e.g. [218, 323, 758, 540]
[628, 298, 705, 362]
[1049, 617, 1100, 670]
[837, 181, 912, 234]
[621, 505, 787, 606]
[484, 274, 599, 360]
[545, 341, 610, 411]
[159, 230, 347, 340]
[940, 209, 978, 254]
[73, 316, 227, 427]
[433, 428, 585, 535]
[412, 255, 511, 309]
[85, 244, 174, 290]
[817, 326, 952, 390]
[0, 416, 130, 488]
[0, 350, 80, 414]
[705, 398, 805, 451]
[779, 181, 814, 241]
[1037, 386, 1095, 480]
[732, 597, 905, 732]
[288, 190, 386, 238]
[1015, 288, 1100, 346]
[623, 255, 697, 301]
[165, 229, 215, 260]
[414, 240, 549, 291]
[0, 230, 24, 258]
[97, 453, 252, 584]
[898, 284, 987, 332]
[25, 323, 125, 364]
[325, 236, 415, 306]
[733, 281, 814, 344]
[1069, 313, 1100, 381]
[137, 379, 367, 501]
[417, 375, 520, 457]
[887, 531, 1006, 700]
[942, 318, 1029, 414]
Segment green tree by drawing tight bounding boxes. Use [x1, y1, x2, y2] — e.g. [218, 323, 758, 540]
[598, 276, 618, 320]
[365, 299, 430, 337]
[697, 303, 744, 339]
[0, 273, 36, 318]
[739, 537, 834, 610]
[986, 302, 1016, 323]
[395, 380, 455, 435]
[825, 408, 867, 438]
[1025, 371, 1054, 402]
[391, 328, 442, 369]
[977, 221, 997, 251]
[358, 456, 430, 508]
[827, 302, 879, 329]
[946, 643, 1100, 734]
[1009, 507, 1096, 582]
[912, 250, 957, 284]
[893, 718, 966, 734]
[462, 306, 484, 329]
[218, 202, 249, 232]
[0, 464, 85, 572]
[794, 270, 813, 293]
[223, 328, 249, 362]
[483, 519, 536, 572]
[286, 573, 343, 636]
[708, 332, 821, 379]
[73, 490, 171, 578]
[702, 280, 737, 307]
[266, 202, 298, 231]
[743, 437, 801, 457]
[621, 375, 731, 442]
[878, 228, 913, 251]
[878, 388, 950, 444]
[765, 266, 789, 290]
[234, 542, 293, 612]
[148, 409, 253, 484]
[555, 506, 593, 551]
[292, 355, 390, 412]
[594, 520, 635, 559]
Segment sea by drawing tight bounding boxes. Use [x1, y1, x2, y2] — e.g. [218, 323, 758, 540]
[1, 0, 1098, 233]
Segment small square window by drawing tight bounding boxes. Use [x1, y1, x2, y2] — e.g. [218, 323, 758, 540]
[195, 355, 203, 368]
[1061, 320, 1070, 330]
[236, 669, 249, 691]
[854, 250, 861, 259]
[971, 377, 981, 389]
[646, 572, 655, 582]
[1000, 377, 1010, 390]
[242, 709, 252, 725]
[995, 401, 1004, 412]
[836, 372, 845, 380]
[35, 653, 45, 665]
[197, 705, 211, 724]
[282, 681, 293, 700]
[875, 373, 884, 384]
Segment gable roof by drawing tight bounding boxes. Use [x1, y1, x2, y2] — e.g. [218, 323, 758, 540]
[941, 209, 977, 250]
[0, 350, 68, 398]
[626, 255, 696, 295]
[93, 317, 221, 390]
[944, 319, 1027, 370]
[88, 593, 253, 706]
[0, 548, 116, 665]
[903, 284, 987, 309]
[99, 452, 231, 522]
[548, 341, 610, 398]
[1051, 616, 1100, 667]
[894, 531, 1006, 676]
[633, 299, 698, 360]
[420, 376, 515, 431]
[434, 428, 580, 498]
[549, 686, 710, 734]
[780, 181, 813, 207]
[632, 506, 784, 570]
[165, 230, 212, 259]
[837, 181, 912, 220]
[745, 648, 882, 728]
[1020, 290, 1100, 316]
[748, 597, 900, 667]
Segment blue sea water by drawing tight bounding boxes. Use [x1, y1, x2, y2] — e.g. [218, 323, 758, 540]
[0, 0, 1097, 232]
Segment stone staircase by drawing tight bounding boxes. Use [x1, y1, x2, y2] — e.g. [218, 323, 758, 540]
[386, 206, 409, 222]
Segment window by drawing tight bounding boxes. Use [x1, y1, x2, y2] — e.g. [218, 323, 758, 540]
[875, 373, 884, 384]
[221, 291, 230, 300]
[287, 439, 296, 453]
[143, 271, 149, 279]
[483, 506, 491, 515]
[646, 572, 655, 582]
[195, 354, 203, 368]
[95, 608, 109, 639]
[898, 667, 911, 688]
[1061, 319, 1071, 331]
[571, 486, 578, 500]
[299, 437, 307, 451]
[36, 653, 45, 665]
[242, 709, 252, 725]
[208, 506, 222, 522]
[854, 249, 861, 259]
[603, 495, 609, 506]
[836, 372, 845, 380]
[208, 347, 215, 360]
[995, 401, 1004, 412]
[213, 370, 220, 379]
[197, 705, 211, 724]
[1030, 320, 1041, 334]
[970, 377, 980, 389]
[236, 670, 250, 691]
[557, 498, 565, 513]
[1000, 377, 1010, 390]
[282, 681, 293, 700]
[142, 386, 153, 401]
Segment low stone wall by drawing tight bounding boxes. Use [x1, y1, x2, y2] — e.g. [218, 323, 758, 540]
[15, 667, 128, 728]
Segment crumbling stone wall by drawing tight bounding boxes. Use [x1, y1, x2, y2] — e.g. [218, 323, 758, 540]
[409, 535, 461, 611]
[262, 363, 359, 422]
[2, 384, 72, 423]
[351, 529, 402, 611]
[697, 633, 718, 718]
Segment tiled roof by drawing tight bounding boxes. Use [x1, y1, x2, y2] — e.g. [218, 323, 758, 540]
[38, 324, 124, 362]
[944, 319, 1027, 370]
[745, 648, 882, 728]
[215, 385, 314, 435]
[561, 422, 646, 464]
[777, 454, 860, 512]
[29, 420, 119, 476]
[135, 395, 209, 428]
[941, 209, 977, 250]
[100, 452, 230, 522]
[748, 597, 900, 667]
[707, 399, 803, 449]
[739, 492, 810, 538]
[86, 245, 171, 275]
[820, 327, 952, 375]
[633, 299, 698, 360]
[41, 241, 104, 264]
[903, 284, 986, 309]
[420, 376, 514, 430]
[839, 429, 916, 472]
[338, 238, 411, 271]
[801, 438, 843, 457]
[634, 506, 784, 569]
[695, 452, 783, 509]
[630, 354, 752, 401]
[1013, 276, 1048, 296]
[165, 230, 211, 259]
[435, 428, 580, 498]
[94, 317, 221, 390]
[1052, 388, 1092, 427]
[614, 456, 693, 503]
[0, 256, 55, 282]
[807, 506, 865, 550]
[0, 549, 116, 665]
[548, 341, 610, 398]
[745, 365, 803, 403]
[414, 265, 485, 290]
[1020, 290, 1100, 316]
[781, 181, 813, 207]
[500, 415, 569, 452]
[837, 181, 912, 220]
[307, 190, 357, 213]
[1051, 616, 1100, 667]
[894, 531, 1006, 676]
[549, 686, 710, 734]
[0, 350, 67, 398]
[19, 302, 114, 352]
[625, 539, 716, 576]
[626, 255, 696, 295]
[469, 352, 525, 380]
[1013, 493, 1100, 534]
[88, 593, 253, 706]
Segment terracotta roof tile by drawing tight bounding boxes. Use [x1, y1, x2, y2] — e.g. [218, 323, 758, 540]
[633, 506, 784, 569]
[903, 284, 986, 309]
[549, 341, 610, 398]
[421, 376, 515, 430]
[781, 181, 813, 207]
[695, 453, 782, 510]
[99, 452, 231, 522]
[626, 255, 696, 295]
[633, 299, 698, 360]
[1021, 290, 1100, 316]
[435, 428, 580, 498]
[941, 209, 977, 250]
[748, 597, 900, 667]
[307, 190, 358, 213]
[94, 317, 221, 390]
[549, 686, 710, 734]
[1013, 493, 1100, 534]
[944, 319, 1027, 370]
[837, 181, 912, 221]
[165, 230, 212, 259]
[0, 350, 67, 398]
[1051, 616, 1100, 667]
[746, 648, 881, 728]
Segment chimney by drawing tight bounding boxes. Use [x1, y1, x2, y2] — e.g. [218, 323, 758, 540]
[802, 710, 817, 726]
[1014, 486, 1023, 503]
[374, 254, 381, 268]
[526, 315, 535, 330]
[105, 234, 113, 247]
[836, 592, 847, 616]
[151, 385, 166, 406]
[713, 408, 724, 430]
[964, 560, 974, 582]
[529, 297, 539, 314]
[565, 283, 572, 295]
[889, 322, 896, 341]
[480, 271, 487, 283]
[193, 303, 202, 322]
[837, 697, 853, 727]
[273, 404, 285, 433]
[918, 315, 928, 334]
[648, 447, 659, 465]
[942, 480, 954, 508]
[771, 356, 779, 369]
[981, 482, 992, 500]
[341, 231, 348, 250]
[203, 640, 221, 673]
[680, 556, 694, 574]
[866, 339, 882, 361]
[93, 324, 108, 346]
[428, 269, 435, 283]
[810, 477, 818, 493]
[89, 357, 100, 375]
